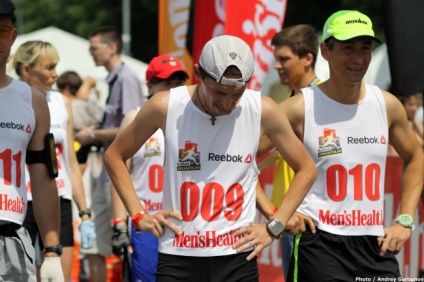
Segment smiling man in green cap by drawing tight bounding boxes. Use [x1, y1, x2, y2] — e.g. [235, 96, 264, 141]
[259, 10, 423, 281]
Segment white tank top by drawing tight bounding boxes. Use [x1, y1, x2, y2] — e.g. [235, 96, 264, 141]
[300, 84, 388, 236]
[0, 79, 34, 224]
[160, 86, 261, 256]
[131, 127, 164, 213]
[26, 91, 72, 201]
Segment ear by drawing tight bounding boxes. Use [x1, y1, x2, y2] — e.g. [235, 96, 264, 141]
[304, 53, 314, 67]
[108, 41, 118, 53]
[320, 42, 329, 62]
[193, 64, 204, 81]
[20, 63, 31, 77]
[147, 82, 153, 94]
[12, 28, 18, 42]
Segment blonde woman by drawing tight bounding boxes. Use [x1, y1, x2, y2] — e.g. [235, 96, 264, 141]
[9, 40, 96, 282]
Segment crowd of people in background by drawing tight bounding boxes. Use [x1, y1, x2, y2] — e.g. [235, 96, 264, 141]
[0, 0, 423, 281]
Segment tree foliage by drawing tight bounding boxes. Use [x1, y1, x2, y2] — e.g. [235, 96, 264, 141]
[16, 0, 158, 62]
[15, 0, 384, 63]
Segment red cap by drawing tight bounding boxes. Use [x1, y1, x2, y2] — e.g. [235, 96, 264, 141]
[146, 54, 188, 82]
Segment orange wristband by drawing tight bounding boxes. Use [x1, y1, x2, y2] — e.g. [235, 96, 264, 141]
[131, 211, 147, 230]
[270, 207, 278, 217]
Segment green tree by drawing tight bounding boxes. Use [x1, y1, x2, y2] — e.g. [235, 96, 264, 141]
[15, 0, 158, 62]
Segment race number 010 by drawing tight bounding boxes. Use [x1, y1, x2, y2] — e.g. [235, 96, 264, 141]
[327, 163, 381, 201]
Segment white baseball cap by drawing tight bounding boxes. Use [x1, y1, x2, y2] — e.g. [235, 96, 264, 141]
[199, 35, 254, 88]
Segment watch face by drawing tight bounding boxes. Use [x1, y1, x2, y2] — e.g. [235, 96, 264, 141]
[399, 215, 412, 225]
[396, 214, 415, 230]
[267, 219, 284, 237]
[56, 244, 63, 255]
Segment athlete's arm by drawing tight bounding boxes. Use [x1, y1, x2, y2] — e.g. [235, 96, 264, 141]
[27, 87, 61, 255]
[255, 182, 275, 220]
[234, 96, 316, 260]
[75, 126, 119, 146]
[378, 91, 423, 255]
[64, 96, 89, 217]
[111, 109, 138, 220]
[104, 91, 182, 237]
[261, 96, 316, 225]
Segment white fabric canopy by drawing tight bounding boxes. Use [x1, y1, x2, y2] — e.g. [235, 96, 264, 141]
[9, 26, 149, 103]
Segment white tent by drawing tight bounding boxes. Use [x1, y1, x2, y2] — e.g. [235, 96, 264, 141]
[9, 26, 149, 103]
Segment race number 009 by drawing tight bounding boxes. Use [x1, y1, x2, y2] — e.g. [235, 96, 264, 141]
[180, 181, 244, 222]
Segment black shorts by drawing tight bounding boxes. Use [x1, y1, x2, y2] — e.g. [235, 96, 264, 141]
[23, 197, 74, 248]
[76, 142, 102, 164]
[157, 252, 258, 282]
[287, 227, 401, 282]
[76, 144, 92, 164]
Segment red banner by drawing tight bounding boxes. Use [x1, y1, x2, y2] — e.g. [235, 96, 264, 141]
[191, 0, 226, 83]
[158, 0, 193, 80]
[225, 0, 287, 90]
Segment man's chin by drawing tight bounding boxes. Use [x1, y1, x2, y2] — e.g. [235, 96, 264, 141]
[279, 78, 289, 84]
[278, 74, 289, 83]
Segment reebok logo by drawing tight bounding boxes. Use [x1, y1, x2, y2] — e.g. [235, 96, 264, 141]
[345, 18, 368, 25]
[347, 136, 379, 144]
[0, 121, 26, 131]
[209, 153, 243, 163]
[51, 123, 66, 129]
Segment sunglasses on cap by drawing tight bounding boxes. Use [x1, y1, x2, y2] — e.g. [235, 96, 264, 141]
[0, 25, 13, 38]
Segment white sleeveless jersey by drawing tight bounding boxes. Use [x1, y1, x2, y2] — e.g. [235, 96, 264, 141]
[300, 84, 388, 236]
[0, 80, 34, 224]
[160, 86, 261, 256]
[26, 91, 72, 201]
[131, 127, 164, 213]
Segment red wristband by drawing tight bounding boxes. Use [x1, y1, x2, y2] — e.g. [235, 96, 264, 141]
[110, 217, 126, 226]
[270, 207, 278, 217]
[131, 211, 147, 230]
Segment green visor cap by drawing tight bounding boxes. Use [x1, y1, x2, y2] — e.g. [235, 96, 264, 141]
[322, 10, 381, 43]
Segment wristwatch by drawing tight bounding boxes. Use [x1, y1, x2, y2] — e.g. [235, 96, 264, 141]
[89, 129, 96, 141]
[266, 218, 285, 239]
[44, 244, 63, 256]
[79, 209, 91, 218]
[395, 214, 415, 231]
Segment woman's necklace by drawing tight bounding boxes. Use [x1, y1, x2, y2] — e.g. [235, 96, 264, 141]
[196, 86, 216, 126]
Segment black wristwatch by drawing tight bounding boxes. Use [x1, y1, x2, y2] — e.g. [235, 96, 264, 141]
[44, 244, 63, 255]
[266, 218, 285, 239]
[79, 209, 91, 218]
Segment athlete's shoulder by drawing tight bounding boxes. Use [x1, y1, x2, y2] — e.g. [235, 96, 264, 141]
[30, 86, 47, 104]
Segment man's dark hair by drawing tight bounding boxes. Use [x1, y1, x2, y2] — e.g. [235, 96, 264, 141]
[199, 65, 241, 81]
[324, 37, 336, 51]
[0, 0, 16, 23]
[271, 24, 319, 67]
[56, 71, 83, 96]
[89, 26, 123, 54]
[149, 71, 188, 85]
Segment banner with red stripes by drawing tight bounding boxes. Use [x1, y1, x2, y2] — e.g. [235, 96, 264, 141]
[225, 0, 288, 90]
[158, 0, 193, 81]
